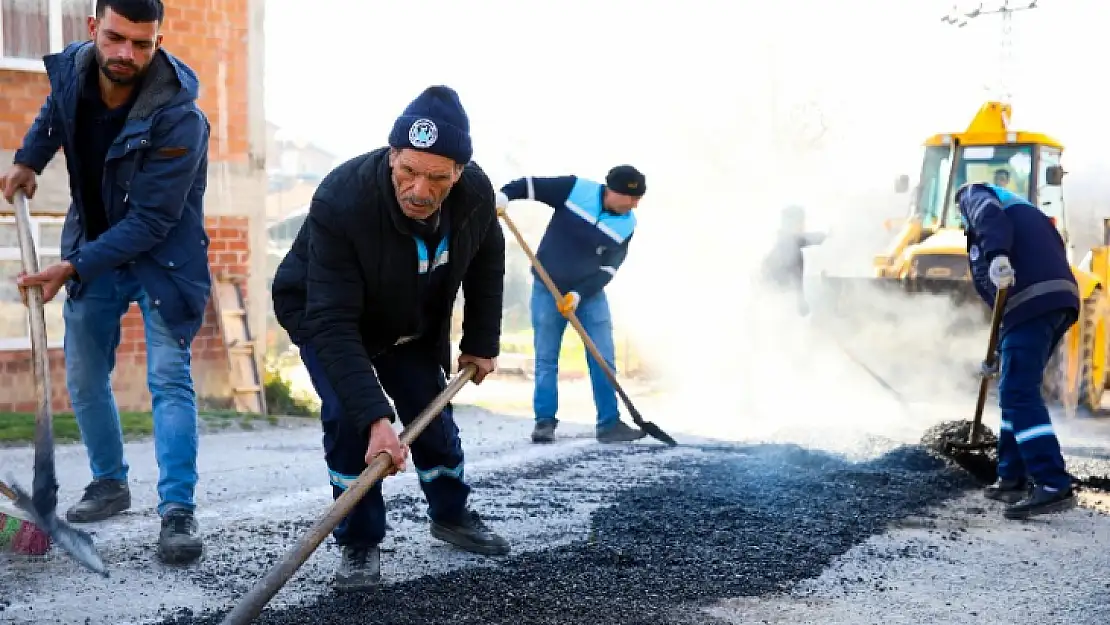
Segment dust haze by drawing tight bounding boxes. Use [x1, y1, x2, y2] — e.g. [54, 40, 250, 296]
[490, 0, 1110, 439]
[484, 0, 1110, 442]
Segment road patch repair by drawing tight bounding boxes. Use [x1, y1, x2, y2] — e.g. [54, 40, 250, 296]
[3, 385, 1110, 624]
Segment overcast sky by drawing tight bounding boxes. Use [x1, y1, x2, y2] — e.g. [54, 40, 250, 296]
[263, 0, 1105, 184]
[258, 0, 1107, 356]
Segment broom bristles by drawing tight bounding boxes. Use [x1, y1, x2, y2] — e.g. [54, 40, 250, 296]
[0, 510, 51, 556]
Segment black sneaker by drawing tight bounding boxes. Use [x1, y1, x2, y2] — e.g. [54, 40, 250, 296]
[335, 546, 381, 592]
[1004, 484, 1078, 520]
[983, 478, 1028, 504]
[65, 479, 131, 523]
[531, 420, 557, 444]
[158, 508, 204, 565]
[597, 421, 647, 443]
[431, 510, 511, 556]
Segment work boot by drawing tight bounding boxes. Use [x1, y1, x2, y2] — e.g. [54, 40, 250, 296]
[65, 478, 131, 523]
[157, 507, 204, 565]
[1004, 484, 1078, 520]
[334, 545, 381, 592]
[597, 420, 647, 444]
[431, 510, 511, 556]
[531, 420, 557, 444]
[983, 477, 1028, 504]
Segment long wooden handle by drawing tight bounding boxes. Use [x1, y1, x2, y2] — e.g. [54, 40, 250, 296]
[0, 479, 17, 502]
[14, 190, 57, 509]
[968, 286, 1008, 444]
[220, 364, 478, 625]
[497, 211, 639, 415]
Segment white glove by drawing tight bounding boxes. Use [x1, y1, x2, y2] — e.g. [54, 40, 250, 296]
[988, 255, 1015, 289]
[495, 191, 510, 215]
[980, 357, 1000, 379]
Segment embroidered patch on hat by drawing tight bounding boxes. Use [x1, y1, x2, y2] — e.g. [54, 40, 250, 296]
[969, 244, 980, 262]
[627, 182, 638, 189]
[408, 119, 438, 148]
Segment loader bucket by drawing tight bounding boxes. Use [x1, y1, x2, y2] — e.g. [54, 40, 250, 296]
[812, 274, 982, 325]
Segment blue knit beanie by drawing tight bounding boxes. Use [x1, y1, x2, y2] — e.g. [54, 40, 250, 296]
[387, 85, 473, 165]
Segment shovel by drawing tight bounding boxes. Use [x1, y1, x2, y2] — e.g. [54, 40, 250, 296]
[947, 286, 1008, 452]
[8, 189, 108, 576]
[498, 210, 677, 447]
[219, 364, 479, 625]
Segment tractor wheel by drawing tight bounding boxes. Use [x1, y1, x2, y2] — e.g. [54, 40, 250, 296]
[1043, 289, 1108, 415]
[1077, 289, 1109, 413]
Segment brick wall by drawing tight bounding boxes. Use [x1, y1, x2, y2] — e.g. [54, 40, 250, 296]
[0, 1, 250, 160]
[0, 216, 249, 412]
[0, 0, 259, 413]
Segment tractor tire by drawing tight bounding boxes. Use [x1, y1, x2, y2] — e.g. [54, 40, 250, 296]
[1077, 289, 1108, 413]
[1043, 289, 1108, 415]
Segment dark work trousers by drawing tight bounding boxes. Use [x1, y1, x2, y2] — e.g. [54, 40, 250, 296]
[299, 341, 470, 549]
[996, 308, 1073, 490]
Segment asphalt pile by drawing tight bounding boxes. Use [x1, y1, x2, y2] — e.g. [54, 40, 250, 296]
[920, 418, 1000, 483]
[163, 442, 975, 625]
[921, 418, 1110, 495]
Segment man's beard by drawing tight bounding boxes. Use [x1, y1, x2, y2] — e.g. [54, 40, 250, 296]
[95, 49, 145, 86]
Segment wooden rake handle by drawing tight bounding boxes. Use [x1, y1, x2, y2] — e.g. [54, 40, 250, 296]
[219, 363, 478, 625]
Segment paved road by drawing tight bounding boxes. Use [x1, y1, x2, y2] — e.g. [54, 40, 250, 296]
[2, 364, 1109, 625]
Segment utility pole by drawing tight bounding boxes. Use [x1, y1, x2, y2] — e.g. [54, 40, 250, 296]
[941, 1, 1039, 106]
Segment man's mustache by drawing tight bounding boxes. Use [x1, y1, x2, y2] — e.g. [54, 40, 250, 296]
[106, 59, 138, 71]
[402, 195, 434, 207]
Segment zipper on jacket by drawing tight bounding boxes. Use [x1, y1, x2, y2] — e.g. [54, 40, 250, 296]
[47, 96, 56, 137]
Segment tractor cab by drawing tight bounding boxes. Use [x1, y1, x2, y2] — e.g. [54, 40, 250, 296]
[898, 101, 1068, 241]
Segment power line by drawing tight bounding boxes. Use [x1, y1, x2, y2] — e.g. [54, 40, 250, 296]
[941, 1, 1039, 104]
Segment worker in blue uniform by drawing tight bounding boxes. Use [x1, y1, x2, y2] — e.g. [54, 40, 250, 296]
[497, 166, 647, 444]
[957, 181, 1078, 519]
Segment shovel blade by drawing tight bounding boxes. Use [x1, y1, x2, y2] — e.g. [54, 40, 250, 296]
[640, 421, 678, 447]
[944, 440, 995, 452]
[626, 406, 678, 447]
[9, 480, 108, 577]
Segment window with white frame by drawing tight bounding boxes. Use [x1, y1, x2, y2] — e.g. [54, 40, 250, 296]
[0, 0, 94, 70]
[0, 217, 66, 350]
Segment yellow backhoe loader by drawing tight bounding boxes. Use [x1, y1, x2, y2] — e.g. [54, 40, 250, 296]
[820, 101, 1110, 415]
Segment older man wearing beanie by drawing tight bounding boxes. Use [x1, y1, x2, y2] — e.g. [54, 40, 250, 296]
[271, 85, 509, 591]
[497, 165, 647, 444]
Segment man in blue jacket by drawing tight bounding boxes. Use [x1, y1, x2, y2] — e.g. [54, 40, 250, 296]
[957, 182, 1079, 519]
[0, 0, 210, 563]
[497, 166, 647, 444]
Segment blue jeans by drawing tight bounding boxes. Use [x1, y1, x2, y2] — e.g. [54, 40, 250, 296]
[530, 280, 620, 429]
[63, 268, 200, 516]
[997, 309, 1072, 490]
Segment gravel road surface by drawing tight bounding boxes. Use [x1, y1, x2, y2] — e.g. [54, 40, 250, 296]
[2, 371, 1108, 625]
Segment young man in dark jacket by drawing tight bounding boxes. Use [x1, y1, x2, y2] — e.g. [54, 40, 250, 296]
[0, 0, 209, 565]
[271, 85, 509, 591]
[957, 182, 1079, 519]
[497, 166, 647, 444]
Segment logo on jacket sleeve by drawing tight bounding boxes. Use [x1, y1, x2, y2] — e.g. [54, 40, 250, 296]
[969, 244, 980, 262]
[408, 119, 438, 148]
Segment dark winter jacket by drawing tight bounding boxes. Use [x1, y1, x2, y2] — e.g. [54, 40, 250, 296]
[957, 183, 1079, 332]
[761, 232, 826, 291]
[13, 41, 212, 344]
[271, 147, 505, 437]
[500, 175, 635, 300]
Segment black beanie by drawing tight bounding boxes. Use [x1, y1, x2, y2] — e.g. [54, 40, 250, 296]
[387, 85, 473, 164]
[605, 165, 646, 197]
